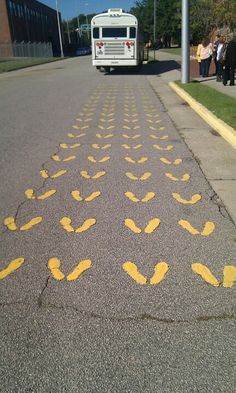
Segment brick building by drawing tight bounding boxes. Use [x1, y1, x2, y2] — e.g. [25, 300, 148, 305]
[0, 0, 62, 55]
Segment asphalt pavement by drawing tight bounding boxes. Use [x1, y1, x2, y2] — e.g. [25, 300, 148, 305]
[0, 55, 235, 392]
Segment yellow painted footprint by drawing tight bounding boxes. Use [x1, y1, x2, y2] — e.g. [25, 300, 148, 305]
[96, 133, 114, 139]
[126, 172, 151, 180]
[0, 257, 25, 280]
[223, 266, 236, 288]
[149, 135, 168, 140]
[122, 134, 140, 139]
[165, 173, 190, 181]
[124, 119, 139, 123]
[25, 189, 56, 200]
[147, 119, 162, 124]
[122, 261, 146, 284]
[48, 258, 92, 281]
[60, 143, 80, 149]
[172, 193, 201, 205]
[92, 144, 111, 150]
[122, 261, 169, 285]
[153, 144, 173, 151]
[123, 126, 140, 130]
[122, 144, 143, 150]
[125, 218, 160, 234]
[100, 112, 115, 117]
[40, 169, 67, 179]
[160, 158, 182, 165]
[150, 262, 169, 285]
[192, 263, 219, 286]
[146, 114, 159, 118]
[60, 217, 96, 233]
[4, 216, 42, 231]
[72, 125, 88, 130]
[98, 125, 115, 130]
[192, 263, 236, 288]
[100, 118, 114, 123]
[80, 170, 106, 179]
[178, 220, 215, 236]
[87, 156, 110, 163]
[125, 157, 148, 164]
[76, 118, 92, 122]
[67, 133, 86, 138]
[71, 190, 101, 202]
[51, 154, 76, 162]
[149, 126, 159, 130]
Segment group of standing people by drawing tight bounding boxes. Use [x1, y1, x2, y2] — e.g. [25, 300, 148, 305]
[196, 34, 236, 86]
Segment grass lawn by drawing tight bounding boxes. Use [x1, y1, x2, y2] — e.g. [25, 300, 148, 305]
[176, 80, 236, 130]
[159, 47, 181, 56]
[0, 57, 62, 73]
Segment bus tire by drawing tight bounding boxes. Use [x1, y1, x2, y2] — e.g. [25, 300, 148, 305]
[104, 67, 110, 73]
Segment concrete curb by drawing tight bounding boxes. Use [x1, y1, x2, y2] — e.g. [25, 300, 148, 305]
[169, 81, 236, 149]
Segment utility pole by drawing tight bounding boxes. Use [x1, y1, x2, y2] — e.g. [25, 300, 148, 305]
[55, 0, 64, 57]
[66, 20, 71, 44]
[85, 3, 90, 40]
[181, 0, 190, 83]
[153, 0, 156, 43]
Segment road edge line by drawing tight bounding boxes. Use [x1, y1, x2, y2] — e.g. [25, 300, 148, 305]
[169, 81, 236, 150]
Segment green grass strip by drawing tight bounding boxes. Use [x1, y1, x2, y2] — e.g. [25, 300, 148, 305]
[176, 80, 236, 130]
[0, 57, 62, 73]
[159, 48, 181, 56]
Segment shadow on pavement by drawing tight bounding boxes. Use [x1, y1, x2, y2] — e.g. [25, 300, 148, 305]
[103, 60, 181, 76]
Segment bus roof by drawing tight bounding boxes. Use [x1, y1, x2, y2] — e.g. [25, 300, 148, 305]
[91, 10, 138, 27]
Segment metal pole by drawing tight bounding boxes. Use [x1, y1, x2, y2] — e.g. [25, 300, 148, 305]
[85, 3, 89, 40]
[153, 0, 156, 43]
[181, 0, 189, 83]
[67, 20, 71, 44]
[56, 0, 64, 57]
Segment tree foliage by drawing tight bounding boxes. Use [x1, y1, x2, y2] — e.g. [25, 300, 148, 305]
[130, 0, 236, 44]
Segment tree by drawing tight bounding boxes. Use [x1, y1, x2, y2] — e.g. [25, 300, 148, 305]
[131, 0, 181, 44]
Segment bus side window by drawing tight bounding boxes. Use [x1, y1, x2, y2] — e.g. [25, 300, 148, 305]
[93, 28, 99, 39]
[130, 27, 136, 39]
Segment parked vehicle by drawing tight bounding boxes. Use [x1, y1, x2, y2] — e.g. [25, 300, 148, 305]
[75, 46, 91, 56]
[91, 9, 146, 72]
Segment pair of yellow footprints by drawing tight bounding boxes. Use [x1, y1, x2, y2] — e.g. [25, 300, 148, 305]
[48, 258, 92, 281]
[1, 259, 234, 288]
[4, 216, 42, 231]
[60, 217, 96, 233]
[125, 218, 215, 236]
[126, 192, 201, 205]
[124, 262, 236, 288]
[2, 254, 101, 280]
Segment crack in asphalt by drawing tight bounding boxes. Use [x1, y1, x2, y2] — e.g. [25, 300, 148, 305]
[0, 300, 235, 324]
[0, 144, 61, 236]
[37, 276, 50, 307]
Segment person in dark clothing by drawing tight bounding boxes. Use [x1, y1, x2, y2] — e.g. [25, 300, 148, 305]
[223, 35, 236, 86]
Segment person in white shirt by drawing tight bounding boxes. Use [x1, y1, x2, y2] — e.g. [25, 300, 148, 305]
[216, 36, 226, 82]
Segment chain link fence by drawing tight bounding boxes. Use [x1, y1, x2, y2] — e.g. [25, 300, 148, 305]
[0, 42, 53, 58]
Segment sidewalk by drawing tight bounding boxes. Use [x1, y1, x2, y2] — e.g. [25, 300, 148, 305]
[157, 49, 236, 98]
[147, 50, 236, 225]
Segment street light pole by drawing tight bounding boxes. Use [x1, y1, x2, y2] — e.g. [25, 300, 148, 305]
[66, 20, 71, 44]
[153, 0, 156, 43]
[55, 0, 64, 57]
[181, 0, 190, 83]
[85, 2, 90, 40]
